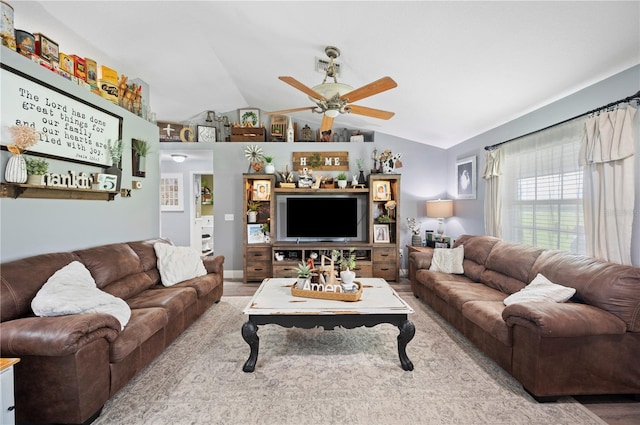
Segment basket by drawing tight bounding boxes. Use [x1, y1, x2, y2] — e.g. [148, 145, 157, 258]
[291, 280, 362, 302]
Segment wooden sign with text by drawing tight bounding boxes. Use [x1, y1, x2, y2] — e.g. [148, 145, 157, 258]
[291, 151, 349, 171]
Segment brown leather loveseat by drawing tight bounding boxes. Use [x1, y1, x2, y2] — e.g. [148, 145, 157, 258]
[409, 234, 640, 401]
[0, 238, 224, 424]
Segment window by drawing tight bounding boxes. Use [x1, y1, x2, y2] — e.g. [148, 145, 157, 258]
[501, 118, 585, 254]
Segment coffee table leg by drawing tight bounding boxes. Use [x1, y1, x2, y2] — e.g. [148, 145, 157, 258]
[397, 319, 415, 371]
[242, 321, 259, 372]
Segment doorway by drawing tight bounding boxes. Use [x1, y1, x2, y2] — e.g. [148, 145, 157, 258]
[191, 172, 214, 255]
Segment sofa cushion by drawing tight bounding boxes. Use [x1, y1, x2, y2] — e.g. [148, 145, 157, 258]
[31, 261, 131, 330]
[440, 282, 507, 311]
[429, 246, 464, 274]
[504, 273, 576, 306]
[481, 241, 544, 294]
[127, 287, 197, 319]
[109, 307, 168, 362]
[154, 243, 207, 287]
[74, 243, 144, 289]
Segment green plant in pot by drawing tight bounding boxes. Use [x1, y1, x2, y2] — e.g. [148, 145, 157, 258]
[263, 156, 275, 174]
[247, 199, 261, 223]
[295, 262, 316, 288]
[336, 172, 348, 189]
[25, 157, 49, 185]
[132, 139, 151, 174]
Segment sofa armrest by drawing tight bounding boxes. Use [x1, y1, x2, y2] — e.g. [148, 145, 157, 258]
[502, 302, 627, 338]
[409, 251, 433, 270]
[203, 255, 224, 274]
[0, 313, 121, 357]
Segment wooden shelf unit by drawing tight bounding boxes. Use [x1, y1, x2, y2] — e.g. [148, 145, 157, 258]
[242, 173, 401, 283]
[0, 183, 118, 201]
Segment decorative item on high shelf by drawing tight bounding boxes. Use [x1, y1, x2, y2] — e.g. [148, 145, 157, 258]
[286, 117, 294, 143]
[4, 124, 41, 184]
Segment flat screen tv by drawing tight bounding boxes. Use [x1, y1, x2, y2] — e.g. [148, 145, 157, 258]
[286, 197, 359, 240]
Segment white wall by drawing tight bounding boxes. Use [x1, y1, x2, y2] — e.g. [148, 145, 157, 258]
[0, 48, 160, 262]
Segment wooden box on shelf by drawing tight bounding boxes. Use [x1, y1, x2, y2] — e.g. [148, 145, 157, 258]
[230, 127, 266, 142]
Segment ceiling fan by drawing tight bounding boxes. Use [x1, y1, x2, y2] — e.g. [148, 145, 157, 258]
[267, 46, 397, 133]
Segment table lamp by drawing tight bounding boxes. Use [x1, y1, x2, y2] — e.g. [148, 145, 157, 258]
[426, 200, 453, 236]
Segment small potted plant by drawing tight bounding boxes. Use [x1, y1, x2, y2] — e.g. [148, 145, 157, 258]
[295, 262, 316, 288]
[336, 172, 348, 189]
[263, 156, 275, 174]
[247, 199, 261, 223]
[25, 157, 49, 185]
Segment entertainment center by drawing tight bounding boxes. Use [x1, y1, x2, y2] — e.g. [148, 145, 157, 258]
[242, 173, 401, 283]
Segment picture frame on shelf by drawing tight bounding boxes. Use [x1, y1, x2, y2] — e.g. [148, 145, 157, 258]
[160, 173, 184, 211]
[238, 108, 260, 127]
[456, 155, 476, 199]
[372, 180, 391, 201]
[197, 125, 216, 143]
[247, 224, 265, 244]
[252, 180, 271, 201]
[374, 224, 390, 243]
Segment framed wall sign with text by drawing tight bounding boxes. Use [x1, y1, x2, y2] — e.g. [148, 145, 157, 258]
[1, 64, 122, 166]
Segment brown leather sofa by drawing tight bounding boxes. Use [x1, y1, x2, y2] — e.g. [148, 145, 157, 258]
[409, 234, 640, 401]
[0, 238, 224, 424]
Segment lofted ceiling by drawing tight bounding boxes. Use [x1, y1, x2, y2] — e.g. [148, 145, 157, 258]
[11, 1, 640, 149]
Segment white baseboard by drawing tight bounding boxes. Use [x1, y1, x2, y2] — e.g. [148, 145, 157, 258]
[225, 269, 244, 280]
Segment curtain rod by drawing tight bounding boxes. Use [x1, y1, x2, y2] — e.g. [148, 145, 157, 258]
[484, 90, 640, 151]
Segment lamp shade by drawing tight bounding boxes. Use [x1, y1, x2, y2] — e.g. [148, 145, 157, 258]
[426, 200, 453, 219]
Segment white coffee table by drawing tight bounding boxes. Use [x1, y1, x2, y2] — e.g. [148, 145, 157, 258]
[242, 277, 415, 372]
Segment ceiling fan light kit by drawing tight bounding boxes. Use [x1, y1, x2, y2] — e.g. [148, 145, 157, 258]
[267, 46, 397, 133]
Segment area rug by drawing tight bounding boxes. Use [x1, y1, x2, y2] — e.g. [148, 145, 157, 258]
[93, 296, 605, 425]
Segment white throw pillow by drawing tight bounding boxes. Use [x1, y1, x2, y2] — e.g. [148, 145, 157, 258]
[429, 245, 464, 274]
[31, 261, 131, 330]
[503, 273, 576, 306]
[154, 243, 207, 287]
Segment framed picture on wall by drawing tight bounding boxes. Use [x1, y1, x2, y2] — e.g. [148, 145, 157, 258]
[160, 173, 184, 211]
[456, 156, 476, 199]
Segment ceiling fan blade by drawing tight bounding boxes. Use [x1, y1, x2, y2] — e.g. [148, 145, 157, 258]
[279, 76, 327, 101]
[348, 104, 395, 120]
[320, 115, 334, 133]
[340, 76, 397, 103]
[265, 107, 316, 115]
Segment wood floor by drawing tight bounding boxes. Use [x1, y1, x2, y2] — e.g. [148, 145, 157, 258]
[223, 278, 640, 425]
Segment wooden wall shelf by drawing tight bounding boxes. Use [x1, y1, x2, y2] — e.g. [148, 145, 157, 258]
[1, 183, 118, 201]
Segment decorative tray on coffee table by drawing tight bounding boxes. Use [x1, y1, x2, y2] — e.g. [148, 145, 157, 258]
[291, 281, 362, 302]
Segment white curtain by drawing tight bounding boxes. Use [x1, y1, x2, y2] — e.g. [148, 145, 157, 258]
[580, 106, 637, 265]
[501, 118, 585, 252]
[483, 148, 503, 237]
